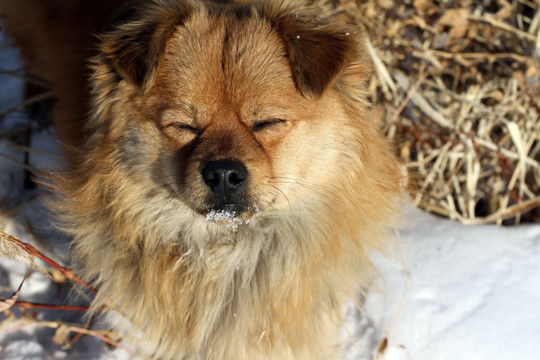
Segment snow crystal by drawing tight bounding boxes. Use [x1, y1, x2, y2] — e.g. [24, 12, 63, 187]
[206, 209, 248, 229]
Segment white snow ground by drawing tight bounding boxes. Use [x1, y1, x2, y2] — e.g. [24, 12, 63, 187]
[346, 210, 540, 360]
[1, 27, 540, 360]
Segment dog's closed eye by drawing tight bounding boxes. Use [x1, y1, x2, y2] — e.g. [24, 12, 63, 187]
[168, 122, 201, 135]
[252, 118, 286, 132]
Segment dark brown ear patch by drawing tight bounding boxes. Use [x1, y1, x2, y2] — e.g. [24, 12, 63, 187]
[100, 2, 194, 93]
[260, 3, 358, 98]
[280, 23, 357, 98]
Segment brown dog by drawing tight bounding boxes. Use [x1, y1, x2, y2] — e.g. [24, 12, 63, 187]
[1, 0, 403, 359]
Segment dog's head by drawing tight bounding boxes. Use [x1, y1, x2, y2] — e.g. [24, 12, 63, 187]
[92, 0, 371, 227]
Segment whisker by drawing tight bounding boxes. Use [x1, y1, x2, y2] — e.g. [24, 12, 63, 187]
[289, 186, 302, 208]
[252, 196, 282, 223]
[154, 187, 190, 219]
[270, 185, 293, 216]
[265, 177, 334, 202]
[267, 176, 327, 189]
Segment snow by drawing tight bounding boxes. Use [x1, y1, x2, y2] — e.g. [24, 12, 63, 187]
[2, 26, 540, 360]
[206, 209, 249, 228]
[345, 210, 540, 360]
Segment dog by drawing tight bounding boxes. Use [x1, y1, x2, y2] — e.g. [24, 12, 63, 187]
[1, 0, 404, 358]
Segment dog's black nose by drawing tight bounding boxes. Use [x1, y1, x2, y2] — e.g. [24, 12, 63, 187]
[201, 160, 247, 196]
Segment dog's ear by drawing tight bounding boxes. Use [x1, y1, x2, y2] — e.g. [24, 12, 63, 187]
[260, 2, 358, 99]
[100, 1, 195, 93]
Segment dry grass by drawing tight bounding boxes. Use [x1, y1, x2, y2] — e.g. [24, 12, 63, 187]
[326, 0, 540, 225]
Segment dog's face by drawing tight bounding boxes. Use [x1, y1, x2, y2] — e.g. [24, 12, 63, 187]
[95, 1, 365, 226]
[152, 20, 314, 221]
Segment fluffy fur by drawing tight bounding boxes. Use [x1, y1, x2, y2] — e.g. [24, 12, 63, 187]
[1, 0, 404, 359]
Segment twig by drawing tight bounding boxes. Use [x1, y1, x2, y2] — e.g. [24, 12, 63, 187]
[0, 266, 32, 312]
[2, 299, 90, 312]
[2, 143, 59, 158]
[468, 14, 538, 42]
[391, 68, 427, 124]
[394, 72, 454, 129]
[366, 36, 397, 97]
[0, 320, 136, 357]
[427, 49, 531, 63]
[0, 230, 97, 295]
[0, 91, 52, 117]
[0, 69, 50, 88]
[460, 196, 540, 225]
[0, 152, 38, 173]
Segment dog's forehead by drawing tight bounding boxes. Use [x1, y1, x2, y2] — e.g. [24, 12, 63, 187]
[159, 13, 296, 105]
